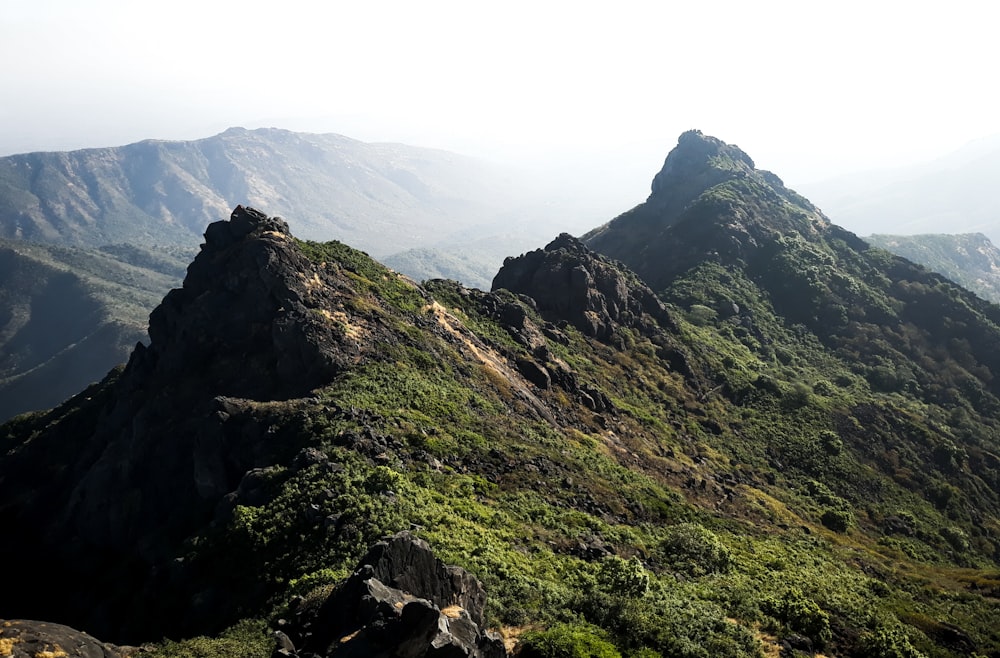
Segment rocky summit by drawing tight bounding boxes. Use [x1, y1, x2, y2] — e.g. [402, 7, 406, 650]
[3, 133, 1000, 658]
[584, 129, 829, 291]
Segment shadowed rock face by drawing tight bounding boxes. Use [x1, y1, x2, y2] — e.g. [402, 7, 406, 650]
[0, 206, 376, 641]
[282, 532, 506, 658]
[135, 205, 353, 401]
[60, 206, 363, 555]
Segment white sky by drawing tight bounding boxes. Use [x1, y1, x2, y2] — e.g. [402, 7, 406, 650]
[2, 0, 997, 185]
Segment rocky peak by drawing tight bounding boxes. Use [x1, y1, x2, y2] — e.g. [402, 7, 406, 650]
[582, 131, 830, 291]
[649, 129, 755, 201]
[0, 207, 382, 639]
[491, 233, 675, 344]
[131, 204, 355, 401]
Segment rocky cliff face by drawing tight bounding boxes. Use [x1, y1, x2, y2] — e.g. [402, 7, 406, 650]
[66, 206, 368, 548]
[0, 206, 395, 638]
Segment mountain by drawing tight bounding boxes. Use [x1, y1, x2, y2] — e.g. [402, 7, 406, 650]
[0, 239, 190, 420]
[0, 127, 618, 285]
[865, 232, 1000, 304]
[796, 134, 1000, 243]
[4, 135, 1000, 658]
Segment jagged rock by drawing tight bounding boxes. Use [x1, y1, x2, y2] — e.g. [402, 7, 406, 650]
[515, 358, 551, 389]
[0, 206, 391, 641]
[285, 532, 505, 658]
[468, 289, 547, 352]
[138, 205, 355, 400]
[0, 619, 125, 658]
[492, 233, 675, 343]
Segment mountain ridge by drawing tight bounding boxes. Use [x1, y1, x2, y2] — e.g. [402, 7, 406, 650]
[3, 135, 1000, 657]
[584, 130, 829, 292]
[0, 239, 190, 420]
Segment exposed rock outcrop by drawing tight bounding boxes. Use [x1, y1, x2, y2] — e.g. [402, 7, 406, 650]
[0, 620, 125, 658]
[133, 204, 356, 400]
[491, 233, 676, 344]
[0, 206, 380, 641]
[278, 532, 505, 658]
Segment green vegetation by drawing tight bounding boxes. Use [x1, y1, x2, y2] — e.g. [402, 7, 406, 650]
[5, 132, 1000, 658]
[146, 620, 272, 658]
[521, 623, 622, 658]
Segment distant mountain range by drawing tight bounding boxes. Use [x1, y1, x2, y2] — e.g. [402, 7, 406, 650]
[866, 232, 1000, 304]
[0, 128, 629, 420]
[798, 134, 1000, 243]
[0, 127, 621, 287]
[0, 240, 190, 420]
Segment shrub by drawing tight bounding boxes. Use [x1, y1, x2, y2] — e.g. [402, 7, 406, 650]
[858, 625, 926, 658]
[520, 623, 622, 658]
[813, 380, 836, 396]
[819, 429, 843, 455]
[762, 588, 832, 647]
[148, 619, 272, 658]
[597, 555, 650, 597]
[687, 304, 718, 326]
[939, 526, 970, 552]
[821, 508, 854, 533]
[659, 523, 732, 577]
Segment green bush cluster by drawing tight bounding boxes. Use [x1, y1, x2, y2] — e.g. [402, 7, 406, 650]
[761, 588, 832, 647]
[659, 523, 732, 577]
[858, 625, 927, 658]
[520, 623, 623, 658]
[147, 619, 272, 658]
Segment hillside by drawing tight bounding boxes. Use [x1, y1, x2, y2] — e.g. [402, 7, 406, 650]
[0, 239, 190, 420]
[3, 136, 1000, 658]
[866, 232, 1000, 304]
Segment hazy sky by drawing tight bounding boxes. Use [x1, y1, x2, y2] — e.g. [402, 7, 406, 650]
[2, 0, 997, 184]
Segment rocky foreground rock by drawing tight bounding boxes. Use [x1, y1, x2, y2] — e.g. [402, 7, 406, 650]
[0, 533, 503, 658]
[0, 620, 125, 658]
[277, 531, 505, 658]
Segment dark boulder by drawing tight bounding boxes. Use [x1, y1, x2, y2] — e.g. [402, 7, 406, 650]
[491, 233, 676, 343]
[283, 532, 505, 658]
[0, 620, 125, 658]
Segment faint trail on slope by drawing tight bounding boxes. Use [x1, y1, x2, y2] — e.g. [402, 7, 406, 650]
[424, 301, 557, 426]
